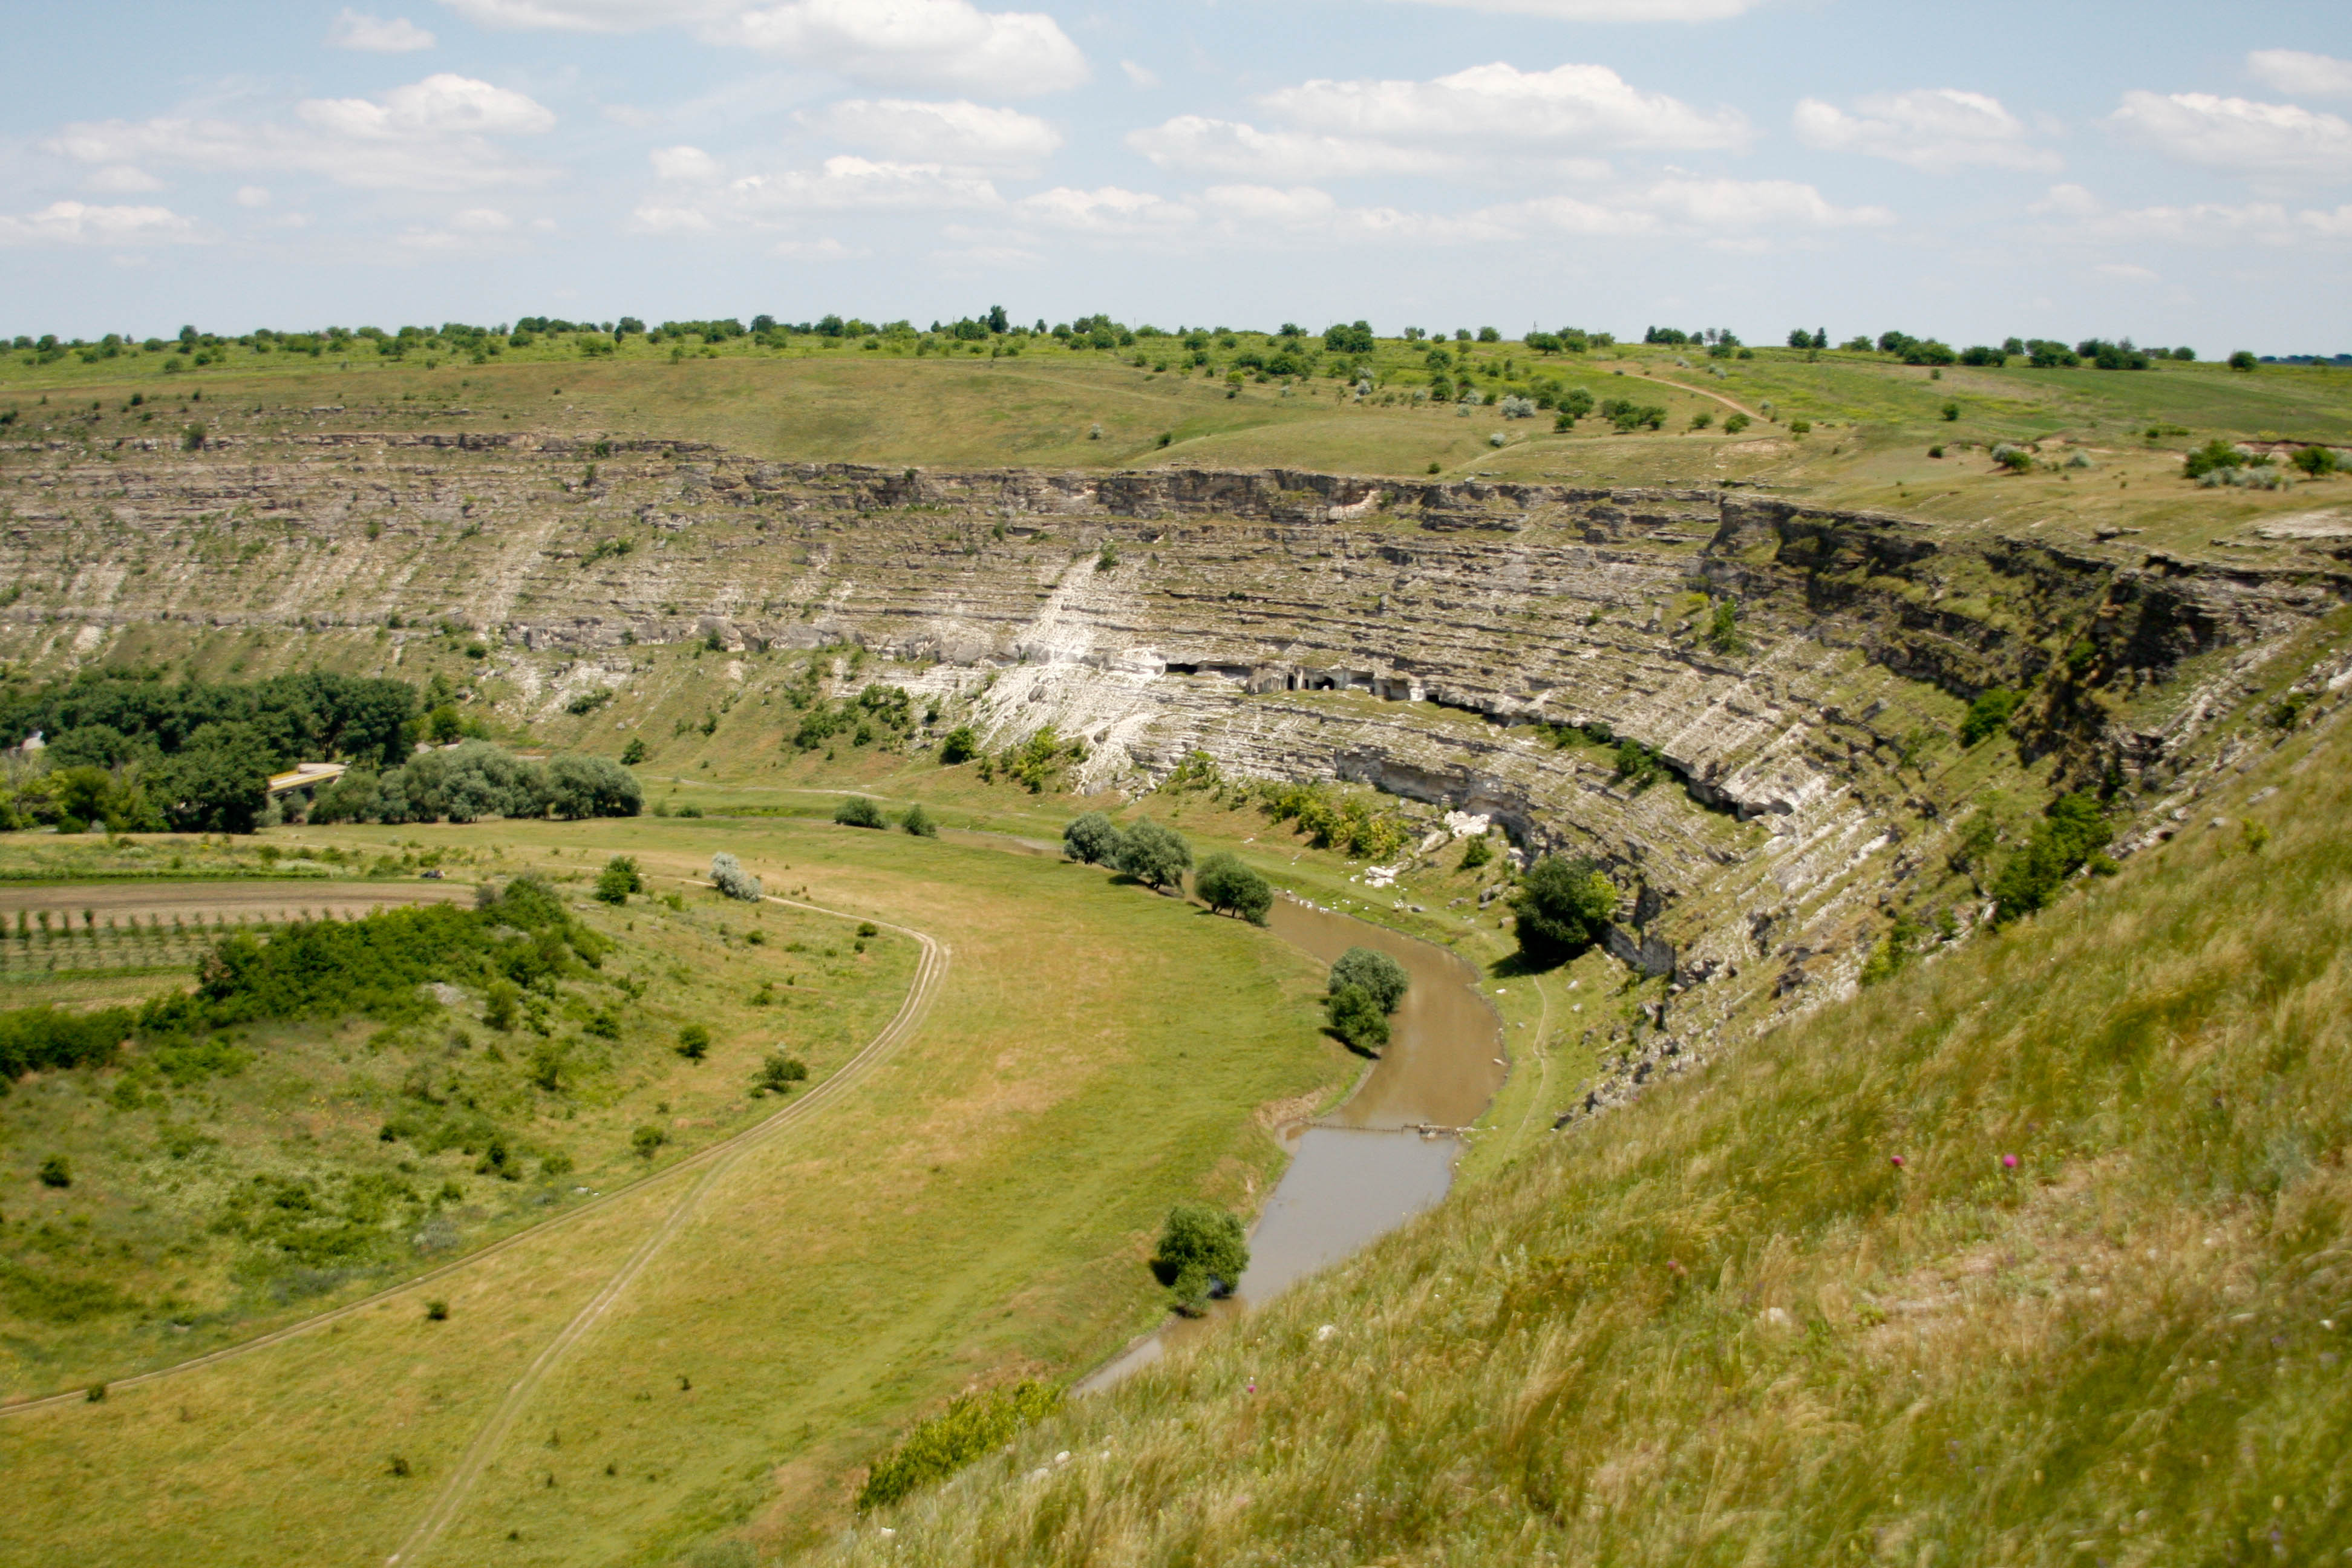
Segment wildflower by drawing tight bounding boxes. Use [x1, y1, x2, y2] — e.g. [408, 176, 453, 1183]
[1890, 1154, 1906, 1168]
[2002, 1154, 2019, 1170]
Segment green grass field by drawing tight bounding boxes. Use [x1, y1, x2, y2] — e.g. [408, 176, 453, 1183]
[5, 326, 2347, 500]
[0, 814, 1354, 1566]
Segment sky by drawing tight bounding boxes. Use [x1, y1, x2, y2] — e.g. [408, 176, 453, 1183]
[2, 0, 2348, 352]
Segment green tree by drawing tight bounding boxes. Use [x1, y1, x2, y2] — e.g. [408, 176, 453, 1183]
[1326, 985, 1390, 1051]
[593, 855, 642, 904]
[939, 725, 979, 764]
[1150, 1203, 1249, 1313]
[150, 722, 272, 833]
[1195, 851, 1272, 924]
[2227, 350, 2258, 372]
[676, 1024, 711, 1061]
[483, 978, 520, 1031]
[1062, 810, 1122, 865]
[1960, 688, 2023, 746]
[37, 1154, 71, 1188]
[1991, 793, 2114, 923]
[620, 737, 647, 765]
[1511, 855, 1618, 967]
[753, 1052, 808, 1095]
[1330, 946, 1409, 1013]
[833, 795, 886, 829]
[1460, 834, 1494, 871]
[900, 802, 938, 837]
[631, 1125, 667, 1158]
[1113, 818, 1191, 889]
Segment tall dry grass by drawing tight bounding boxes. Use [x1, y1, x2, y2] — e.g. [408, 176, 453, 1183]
[831, 707, 2352, 1566]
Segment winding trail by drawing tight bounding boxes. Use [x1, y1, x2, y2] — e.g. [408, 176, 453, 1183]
[385, 891, 946, 1566]
[7, 893, 945, 1457]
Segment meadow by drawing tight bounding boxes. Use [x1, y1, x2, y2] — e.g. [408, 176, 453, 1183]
[0, 810, 1356, 1566]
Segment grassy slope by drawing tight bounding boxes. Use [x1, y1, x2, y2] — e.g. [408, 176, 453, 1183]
[832, 691, 2352, 1565]
[0, 816, 1350, 1567]
[4, 333, 2347, 519]
[0, 831, 917, 1393]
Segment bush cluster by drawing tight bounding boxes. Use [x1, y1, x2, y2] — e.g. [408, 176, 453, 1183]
[1325, 946, 1410, 1051]
[312, 743, 639, 825]
[1062, 812, 1193, 889]
[710, 852, 762, 901]
[1990, 793, 2115, 923]
[1195, 852, 1272, 924]
[857, 1381, 1063, 1511]
[1511, 856, 1619, 967]
[1150, 1203, 1250, 1314]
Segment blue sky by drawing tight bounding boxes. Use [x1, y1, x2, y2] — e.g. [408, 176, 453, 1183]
[2, 0, 2348, 351]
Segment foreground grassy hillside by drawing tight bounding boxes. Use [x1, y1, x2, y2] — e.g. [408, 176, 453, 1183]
[831, 682, 2352, 1563]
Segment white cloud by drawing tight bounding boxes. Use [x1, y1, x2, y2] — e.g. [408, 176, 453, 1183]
[0, 200, 201, 247]
[730, 1, 1086, 97]
[48, 74, 557, 191]
[732, 155, 1000, 210]
[807, 99, 1061, 169]
[445, 0, 1087, 95]
[2107, 91, 2352, 182]
[771, 235, 869, 258]
[451, 206, 514, 230]
[1016, 185, 1195, 233]
[1128, 116, 1455, 179]
[1263, 62, 1748, 152]
[2247, 50, 2352, 99]
[327, 9, 437, 50]
[2031, 182, 2352, 247]
[1377, 0, 1762, 17]
[85, 164, 165, 192]
[1792, 89, 2059, 173]
[299, 73, 554, 138]
[1635, 175, 1893, 229]
[650, 145, 724, 182]
[441, 0, 732, 27]
[627, 203, 717, 233]
[235, 185, 272, 207]
[1120, 60, 1158, 90]
[2093, 261, 2158, 280]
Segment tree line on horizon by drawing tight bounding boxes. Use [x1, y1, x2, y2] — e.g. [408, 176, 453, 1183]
[7, 312, 2282, 373]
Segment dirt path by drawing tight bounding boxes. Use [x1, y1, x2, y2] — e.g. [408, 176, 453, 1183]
[1649, 370, 1765, 422]
[385, 885, 948, 1568]
[0, 886, 946, 1433]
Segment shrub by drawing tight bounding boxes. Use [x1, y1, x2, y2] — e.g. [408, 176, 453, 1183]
[1723, 413, 1750, 434]
[676, 1024, 711, 1061]
[1150, 1203, 1249, 1313]
[2182, 439, 2246, 479]
[1499, 395, 1537, 419]
[1326, 985, 1390, 1051]
[425, 1299, 449, 1321]
[2228, 350, 2257, 372]
[900, 803, 938, 837]
[1941, 400, 1960, 421]
[1195, 852, 1272, 924]
[753, 1053, 808, 1096]
[1959, 688, 2023, 747]
[620, 737, 647, 765]
[544, 754, 642, 819]
[1511, 856, 1618, 967]
[0, 1005, 134, 1080]
[593, 855, 643, 904]
[1460, 834, 1493, 871]
[1062, 810, 1122, 865]
[711, 851, 763, 900]
[2291, 446, 2339, 478]
[1991, 443, 2033, 473]
[833, 796, 886, 830]
[1789, 419, 1812, 437]
[857, 1382, 1062, 1510]
[37, 1154, 71, 1188]
[1330, 946, 1410, 1014]
[631, 1125, 667, 1158]
[1113, 819, 1191, 889]
[1991, 792, 2114, 923]
[1705, 598, 1746, 656]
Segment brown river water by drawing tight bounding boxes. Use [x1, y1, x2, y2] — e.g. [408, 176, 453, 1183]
[1076, 895, 1506, 1392]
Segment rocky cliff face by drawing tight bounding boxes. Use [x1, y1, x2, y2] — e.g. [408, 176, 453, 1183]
[7, 432, 2348, 1083]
